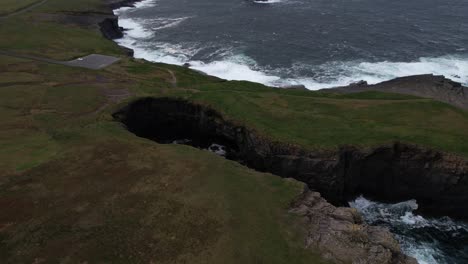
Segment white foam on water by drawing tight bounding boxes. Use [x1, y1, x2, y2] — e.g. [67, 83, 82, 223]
[400, 212, 428, 226]
[113, 6, 132, 14]
[400, 240, 441, 264]
[134, 0, 158, 8]
[114, 0, 468, 91]
[118, 37, 203, 66]
[253, 0, 283, 4]
[114, 0, 158, 15]
[282, 56, 468, 89]
[207, 143, 227, 156]
[150, 17, 191, 31]
[350, 196, 468, 264]
[117, 28, 281, 83]
[118, 18, 153, 39]
[189, 58, 281, 83]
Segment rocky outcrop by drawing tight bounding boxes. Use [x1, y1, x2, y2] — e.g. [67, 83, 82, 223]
[281, 84, 308, 90]
[99, 17, 123, 39]
[113, 97, 468, 219]
[291, 189, 418, 264]
[97, 0, 143, 54]
[105, 0, 141, 10]
[327, 74, 468, 110]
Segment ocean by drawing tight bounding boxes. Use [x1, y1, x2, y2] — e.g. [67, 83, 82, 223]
[114, 0, 468, 89]
[350, 197, 468, 264]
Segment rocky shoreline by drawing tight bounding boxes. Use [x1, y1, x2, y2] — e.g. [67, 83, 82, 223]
[99, 0, 142, 42]
[327, 74, 468, 110]
[100, 1, 468, 111]
[291, 188, 417, 264]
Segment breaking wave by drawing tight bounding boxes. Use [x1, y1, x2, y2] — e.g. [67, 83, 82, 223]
[113, 0, 468, 90]
[350, 196, 468, 264]
[253, 0, 284, 4]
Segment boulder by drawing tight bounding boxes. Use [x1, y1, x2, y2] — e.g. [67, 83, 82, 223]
[282, 84, 308, 90]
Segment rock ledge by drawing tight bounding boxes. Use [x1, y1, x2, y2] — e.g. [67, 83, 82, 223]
[291, 188, 418, 264]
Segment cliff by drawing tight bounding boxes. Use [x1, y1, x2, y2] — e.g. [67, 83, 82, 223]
[113, 97, 468, 219]
[327, 74, 468, 110]
[113, 97, 468, 263]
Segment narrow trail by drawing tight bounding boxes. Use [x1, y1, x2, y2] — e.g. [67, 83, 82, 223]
[88, 88, 133, 117]
[0, 0, 48, 19]
[167, 70, 177, 88]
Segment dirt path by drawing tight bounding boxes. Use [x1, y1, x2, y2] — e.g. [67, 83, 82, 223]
[87, 87, 133, 116]
[0, 0, 48, 19]
[167, 69, 177, 88]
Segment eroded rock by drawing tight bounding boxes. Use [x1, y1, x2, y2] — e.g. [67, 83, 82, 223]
[290, 189, 418, 264]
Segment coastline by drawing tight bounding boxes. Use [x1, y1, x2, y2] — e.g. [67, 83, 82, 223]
[105, 0, 468, 91]
[103, 0, 468, 111]
[105, 0, 468, 96]
[1, 1, 467, 262]
[99, 0, 143, 41]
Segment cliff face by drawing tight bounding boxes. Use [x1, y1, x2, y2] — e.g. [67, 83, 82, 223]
[339, 144, 468, 218]
[99, 0, 141, 55]
[99, 17, 123, 39]
[99, 0, 136, 40]
[113, 97, 468, 220]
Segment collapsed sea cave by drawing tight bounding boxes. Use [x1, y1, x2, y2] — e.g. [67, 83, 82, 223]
[113, 97, 468, 220]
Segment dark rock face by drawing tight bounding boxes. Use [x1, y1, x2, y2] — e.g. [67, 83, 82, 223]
[105, 0, 141, 10]
[99, 17, 123, 39]
[327, 74, 468, 110]
[113, 97, 468, 220]
[100, 0, 143, 40]
[350, 80, 368, 86]
[340, 144, 468, 218]
[291, 189, 418, 264]
[113, 97, 468, 263]
[98, 0, 142, 54]
[281, 84, 308, 90]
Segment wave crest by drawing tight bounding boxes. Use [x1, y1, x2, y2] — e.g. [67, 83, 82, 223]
[114, 0, 468, 90]
[350, 196, 468, 264]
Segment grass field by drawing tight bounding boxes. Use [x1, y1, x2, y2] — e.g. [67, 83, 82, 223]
[0, 0, 41, 16]
[0, 0, 467, 263]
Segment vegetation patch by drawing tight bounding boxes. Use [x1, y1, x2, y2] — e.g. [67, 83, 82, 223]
[0, 0, 41, 16]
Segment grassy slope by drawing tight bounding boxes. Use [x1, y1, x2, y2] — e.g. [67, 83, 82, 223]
[0, 0, 41, 16]
[0, 0, 467, 263]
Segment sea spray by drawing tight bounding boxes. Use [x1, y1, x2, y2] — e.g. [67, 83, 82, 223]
[350, 196, 468, 264]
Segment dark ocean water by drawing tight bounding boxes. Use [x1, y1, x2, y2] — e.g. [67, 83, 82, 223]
[115, 0, 468, 89]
